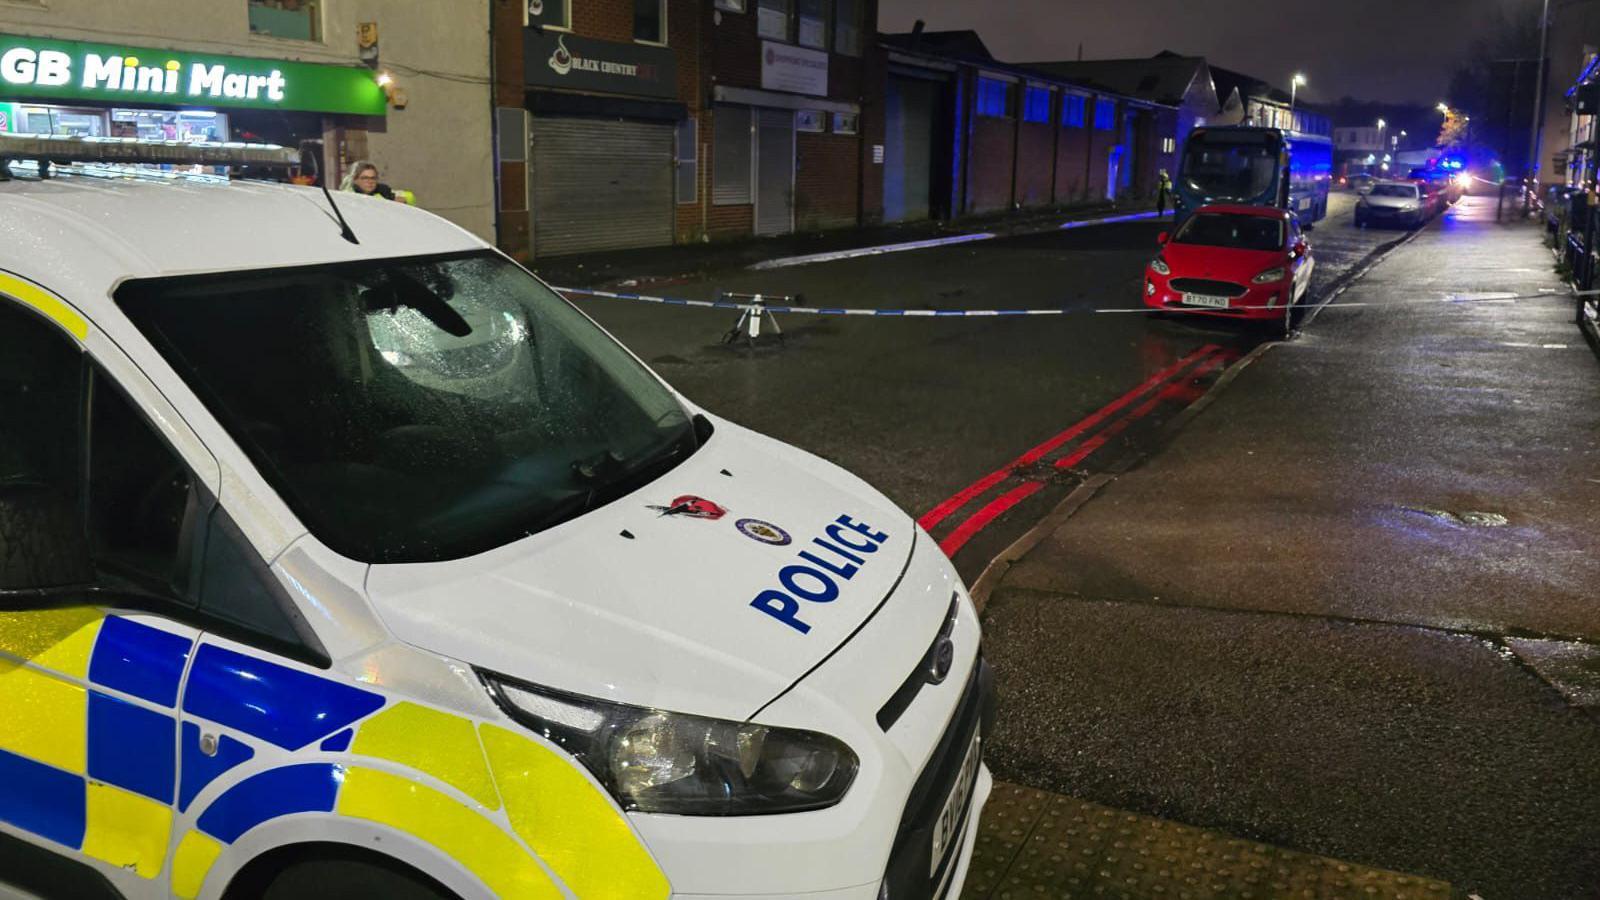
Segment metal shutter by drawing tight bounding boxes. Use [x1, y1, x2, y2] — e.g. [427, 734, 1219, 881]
[884, 76, 935, 223]
[755, 109, 794, 236]
[531, 117, 674, 257]
[713, 105, 753, 205]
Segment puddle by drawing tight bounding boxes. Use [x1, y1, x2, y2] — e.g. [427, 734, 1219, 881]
[1401, 506, 1510, 527]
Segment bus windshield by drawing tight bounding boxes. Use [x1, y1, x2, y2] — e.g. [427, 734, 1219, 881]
[1182, 137, 1282, 202]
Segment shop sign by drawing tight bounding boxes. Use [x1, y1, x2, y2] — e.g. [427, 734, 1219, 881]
[0, 34, 387, 116]
[761, 41, 827, 97]
[524, 31, 676, 100]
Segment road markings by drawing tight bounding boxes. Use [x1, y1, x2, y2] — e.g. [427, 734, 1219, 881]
[747, 232, 998, 270]
[922, 345, 1228, 557]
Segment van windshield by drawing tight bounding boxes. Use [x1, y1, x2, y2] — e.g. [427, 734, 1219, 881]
[117, 252, 699, 564]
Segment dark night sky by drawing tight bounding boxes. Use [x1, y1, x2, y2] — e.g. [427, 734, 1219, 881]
[878, 0, 1536, 105]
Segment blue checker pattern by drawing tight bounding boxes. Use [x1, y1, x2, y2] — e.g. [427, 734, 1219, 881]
[88, 691, 175, 804]
[88, 616, 192, 707]
[183, 644, 384, 751]
[0, 747, 85, 849]
[196, 764, 342, 844]
[179, 722, 255, 812]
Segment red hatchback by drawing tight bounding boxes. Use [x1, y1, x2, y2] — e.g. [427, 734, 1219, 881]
[1144, 205, 1314, 320]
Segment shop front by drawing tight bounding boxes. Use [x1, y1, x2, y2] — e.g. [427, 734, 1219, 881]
[0, 33, 386, 177]
[521, 30, 682, 258]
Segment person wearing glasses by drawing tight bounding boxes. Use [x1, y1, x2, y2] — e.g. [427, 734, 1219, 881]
[340, 160, 397, 201]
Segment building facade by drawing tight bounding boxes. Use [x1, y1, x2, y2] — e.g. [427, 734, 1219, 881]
[1, 0, 493, 240]
[1022, 52, 1219, 160]
[877, 33, 1179, 225]
[491, 0, 878, 260]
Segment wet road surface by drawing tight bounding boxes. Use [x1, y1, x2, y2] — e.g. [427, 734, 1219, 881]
[556, 192, 1399, 582]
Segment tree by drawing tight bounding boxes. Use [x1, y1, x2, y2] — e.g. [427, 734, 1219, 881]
[1437, 109, 1469, 150]
[1445, 0, 1544, 169]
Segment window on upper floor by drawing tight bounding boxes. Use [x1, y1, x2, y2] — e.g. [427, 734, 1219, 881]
[247, 0, 320, 41]
[834, 0, 862, 55]
[635, 0, 666, 44]
[1061, 93, 1087, 128]
[1094, 98, 1116, 131]
[1023, 87, 1052, 124]
[976, 78, 1014, 119]
[797, 0, 828, 49]
[527, 0, 571, 31]
[758, 0, 792, 41]
[716, 0, 747, 10]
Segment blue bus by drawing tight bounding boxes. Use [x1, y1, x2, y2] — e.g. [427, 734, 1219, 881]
[1174, 126, 1334, 225]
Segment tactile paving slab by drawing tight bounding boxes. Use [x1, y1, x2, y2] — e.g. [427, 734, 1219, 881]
[962, 783, 1454, 900]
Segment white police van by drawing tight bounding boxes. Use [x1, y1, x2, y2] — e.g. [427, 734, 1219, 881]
[0, 135, 992, 900]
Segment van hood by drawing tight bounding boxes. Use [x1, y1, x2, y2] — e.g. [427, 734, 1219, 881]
[364, 418, 916, 722]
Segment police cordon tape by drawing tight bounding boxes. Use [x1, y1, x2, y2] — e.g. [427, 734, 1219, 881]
[552, 286, 1561, 318]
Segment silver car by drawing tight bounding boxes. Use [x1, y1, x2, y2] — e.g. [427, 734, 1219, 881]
[1355, 181, 1426, 228]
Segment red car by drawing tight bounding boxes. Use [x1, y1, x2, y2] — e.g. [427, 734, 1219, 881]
[1144, 205, 1314, 320]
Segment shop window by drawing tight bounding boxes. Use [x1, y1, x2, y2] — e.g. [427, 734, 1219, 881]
[976, 78, 1014, 119]
[1061, 94, 1087, 128]
[832, 112, 858, 135]
[528, 0, 571, 30]
[797, 0, 828, 49]
[676, 118, 698, 205]
[1023, 87, 1052, 124]
[634, 0, 666, 44]
[834, 0, 862, 56]
[1094, 98, 1117, 131]
[713, 106, 753, 205]
[248, 0, 321, 42]
[758, 0, 791, 41]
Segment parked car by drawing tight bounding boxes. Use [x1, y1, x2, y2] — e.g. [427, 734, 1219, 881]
[1144, 204, 1314, 320]
[1357, 182, 1428, 228]
[1347, 172, 1379, 194]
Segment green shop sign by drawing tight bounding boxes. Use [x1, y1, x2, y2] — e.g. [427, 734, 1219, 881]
[0, 34, 386, 116]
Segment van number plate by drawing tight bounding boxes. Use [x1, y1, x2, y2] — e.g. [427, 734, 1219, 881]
[931, 732, 982, 876]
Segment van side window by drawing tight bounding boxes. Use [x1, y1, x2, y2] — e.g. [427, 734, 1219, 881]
[0, 302, 88, 590]
[86, 370, 197, 595]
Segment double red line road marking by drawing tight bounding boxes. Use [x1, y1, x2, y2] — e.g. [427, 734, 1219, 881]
[919, 344, 1236, 557]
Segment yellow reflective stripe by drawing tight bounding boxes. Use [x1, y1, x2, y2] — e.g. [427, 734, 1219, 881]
[81, 782, 172, 879]
[350, 702, 500, 810]
[170, 830, 224, 900]
[480, 724, 670, 900]
[0, 608, 103, 679]
[0, 272, 88, 340]
[0, 663, 87, 773]
[336, 767, 561, 900]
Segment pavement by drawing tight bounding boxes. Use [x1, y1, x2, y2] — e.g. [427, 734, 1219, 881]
[531, 200, 1143, 290]
[978, 194, 1600, 899]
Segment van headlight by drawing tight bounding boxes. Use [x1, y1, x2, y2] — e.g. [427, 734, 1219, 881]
[1252, 267, 1287, 284]
[481, 672, 858, 815]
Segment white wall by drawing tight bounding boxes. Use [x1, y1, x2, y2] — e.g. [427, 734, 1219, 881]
[0, 0, 495, 240]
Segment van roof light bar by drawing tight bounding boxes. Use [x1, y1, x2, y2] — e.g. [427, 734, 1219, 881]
[0, 133, 299, 169]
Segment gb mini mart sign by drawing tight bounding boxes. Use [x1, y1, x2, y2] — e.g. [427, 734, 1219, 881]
[0, 34, 387, 116]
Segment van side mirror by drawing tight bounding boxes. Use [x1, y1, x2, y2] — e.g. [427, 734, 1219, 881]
[1157, 231, 1170, 245]
[0, 482, 95, 603]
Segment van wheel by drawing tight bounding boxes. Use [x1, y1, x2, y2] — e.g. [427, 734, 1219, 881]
[226, 846, 458, 900]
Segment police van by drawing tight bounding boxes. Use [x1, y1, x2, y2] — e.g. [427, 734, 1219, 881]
[0, 135, 992, 900]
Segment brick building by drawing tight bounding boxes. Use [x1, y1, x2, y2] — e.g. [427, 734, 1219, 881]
[492, 0, 877, 260]
[878, 31, 1179, 224]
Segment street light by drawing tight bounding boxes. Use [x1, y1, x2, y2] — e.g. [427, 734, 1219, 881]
[1291, 73, 1307, 113]
[1437, 102, 1451, 115]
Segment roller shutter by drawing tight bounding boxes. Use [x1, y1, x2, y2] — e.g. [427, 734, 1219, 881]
[531, 117, 674, 257]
